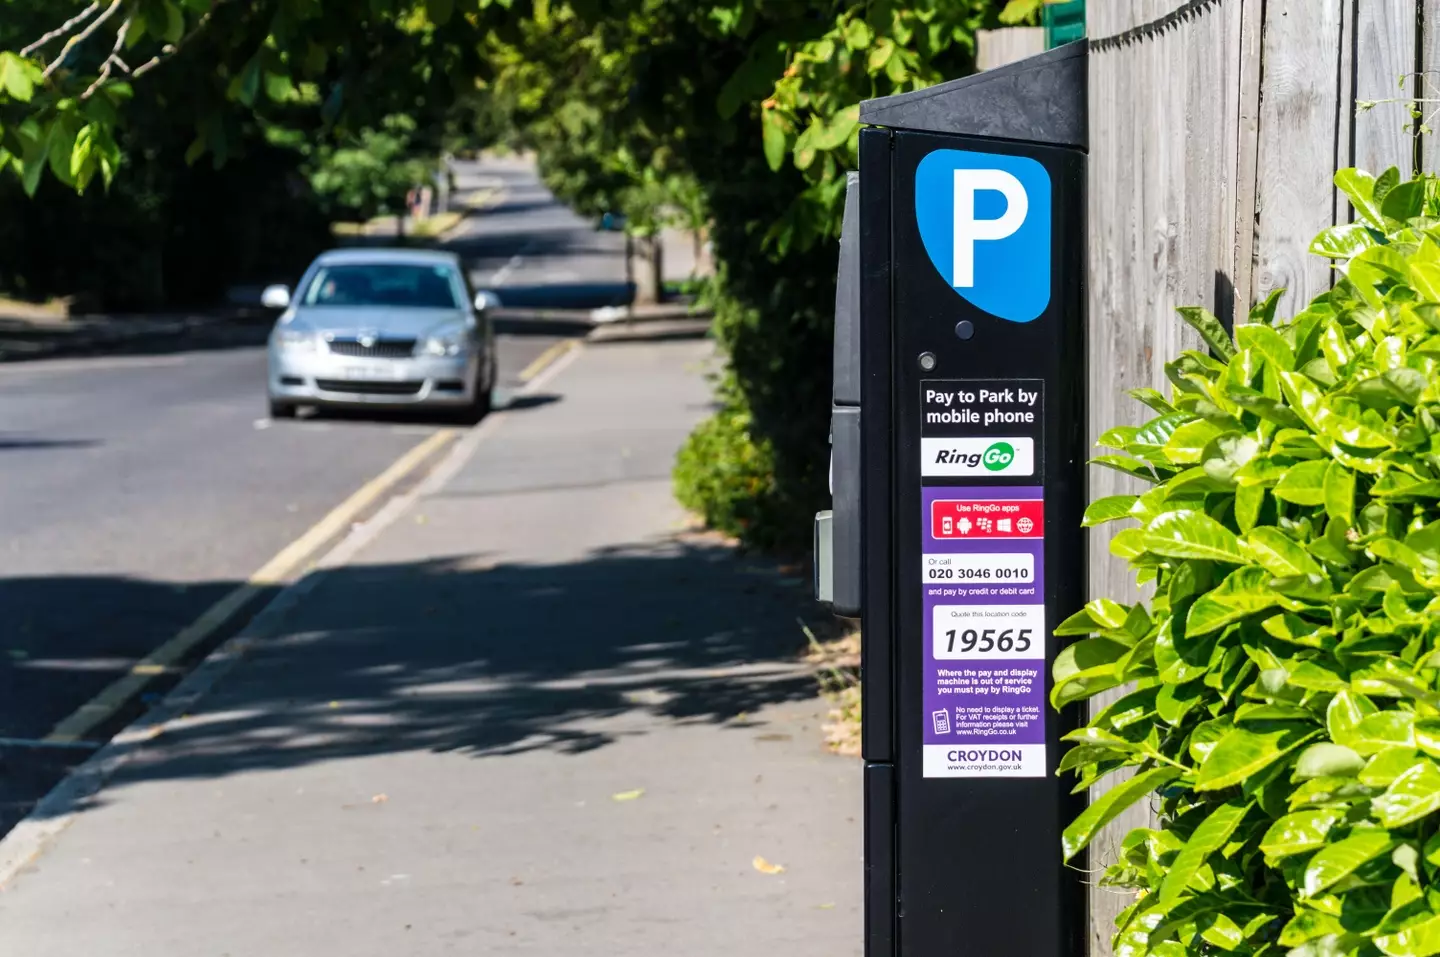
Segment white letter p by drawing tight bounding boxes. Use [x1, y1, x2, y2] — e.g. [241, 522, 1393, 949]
[952, 170, 1028, 288]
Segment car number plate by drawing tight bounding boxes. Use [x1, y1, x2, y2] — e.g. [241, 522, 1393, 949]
[341, 365, 402, 381]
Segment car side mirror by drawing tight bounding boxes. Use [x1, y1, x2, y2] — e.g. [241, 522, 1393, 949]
[261, 284, 292, 309]
[473, 290, 501, 313]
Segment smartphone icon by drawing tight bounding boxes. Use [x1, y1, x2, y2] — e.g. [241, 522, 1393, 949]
[942, 516, 954, 536]
[932, 710, 951, 735]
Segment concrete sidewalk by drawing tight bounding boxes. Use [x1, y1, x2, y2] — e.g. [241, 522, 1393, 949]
[0, 338, 860, 955]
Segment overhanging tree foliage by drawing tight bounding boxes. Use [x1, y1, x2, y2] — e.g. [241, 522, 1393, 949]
[1, 0, 1028, 549]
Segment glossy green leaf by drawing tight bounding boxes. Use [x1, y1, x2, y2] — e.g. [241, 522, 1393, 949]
[1091, 454, 1162, 482]
[1416, 721, 1440, 759]
[1177, 306, 1237, 361]
[1274, 460, 1330, 506]
[1302, 829, 1396, 897]
[1361, 748, 1424, 787]
[0, 52, 40, 104]
[1158, 799, 1251, 905]
[1235, 484, 1264, 534]
[1061, 766, 1183, 861]
[1129, 388, 1178, 415]
[1163, 419, 1226, 465]
[1336, 168, 1387, 228]
[1237, 323, 1296, 370]
[1196, 722, 1317, 790]
[1311, 221, 1382, 259]
[1376, 913, 1440, 957]
[1324, 461, 1356, 524]
[1243, 527, 1325, 578]
[1294, 743, 1365, 779]
[1384, 181, 1428, 223]
[1141, 510, 1247, 564]
[1260, 809, 1344, 860]
[1083, 495, 1139, 527]
[1374, 760, 1440, 827]
[1351, 711, 1418, 755]
[1185, 565, 1294, 636]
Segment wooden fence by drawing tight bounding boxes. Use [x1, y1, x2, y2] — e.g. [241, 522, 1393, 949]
[1085, 1, 1440, 952]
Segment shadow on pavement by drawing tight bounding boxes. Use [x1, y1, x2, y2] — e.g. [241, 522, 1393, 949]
[2, 534, 820, 831]
[0, 437, 100, 452]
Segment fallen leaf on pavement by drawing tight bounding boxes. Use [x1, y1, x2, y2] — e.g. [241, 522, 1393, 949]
[752, 856, 785, 875]
[371, 793, 388, 804]
[611, 789, 645, 802]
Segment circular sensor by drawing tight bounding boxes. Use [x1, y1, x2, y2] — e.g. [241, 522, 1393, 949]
[918, 352, 938, 372]
[955, 320, 975, 341]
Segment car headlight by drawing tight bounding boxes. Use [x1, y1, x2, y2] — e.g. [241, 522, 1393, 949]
[419, 329, 469, 357]
[273, 328, 316, 352]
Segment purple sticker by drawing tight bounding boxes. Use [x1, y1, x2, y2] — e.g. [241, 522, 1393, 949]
[922, 486, 1046, 778]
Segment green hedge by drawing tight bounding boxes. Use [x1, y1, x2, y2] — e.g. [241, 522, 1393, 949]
[1057, 166, 1440, 957]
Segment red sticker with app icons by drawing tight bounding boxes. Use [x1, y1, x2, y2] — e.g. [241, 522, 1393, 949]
[930, 499, 1044, 540]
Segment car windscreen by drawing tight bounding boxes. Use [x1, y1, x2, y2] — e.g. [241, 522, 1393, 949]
[301, 263, 462, 309]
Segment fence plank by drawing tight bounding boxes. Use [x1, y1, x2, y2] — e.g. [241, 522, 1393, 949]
[1421, 0, 1440, 172]
[1251, 0, 1346, 315]
[1233, 0, 1266, 321]
[1083, 1, 1245, 951]
[976, 27, 1045, 70]
[1352, 0, 1418, 182]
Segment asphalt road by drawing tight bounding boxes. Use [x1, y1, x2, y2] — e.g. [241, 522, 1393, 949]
[0, 157, 624, 836]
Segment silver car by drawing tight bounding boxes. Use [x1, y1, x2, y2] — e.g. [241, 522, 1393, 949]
[263, 249, 499, 420]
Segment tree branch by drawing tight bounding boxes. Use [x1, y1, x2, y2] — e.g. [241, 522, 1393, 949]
[43, 0, 124, 80]
[19, 2, 102, 58]
[132, 0, 233, 80]
[82, 16, 134, 100]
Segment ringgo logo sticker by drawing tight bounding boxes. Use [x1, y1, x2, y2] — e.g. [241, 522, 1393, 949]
[921, 437, 1034, 478]
[982, 441, 1014, 472]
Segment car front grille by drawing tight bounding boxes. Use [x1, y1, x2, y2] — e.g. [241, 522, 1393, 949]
[315, 379, 424, 396]
[325, 338, 416, 359]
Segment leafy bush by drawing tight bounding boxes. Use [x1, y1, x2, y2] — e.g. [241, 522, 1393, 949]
[673, 372, 786, 549]
[1058, 167, 1440, 957]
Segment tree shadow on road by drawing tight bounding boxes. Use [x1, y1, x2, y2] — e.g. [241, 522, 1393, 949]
[4, 532, 825, 829]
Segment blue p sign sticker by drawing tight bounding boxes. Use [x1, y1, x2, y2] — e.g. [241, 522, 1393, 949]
[914, 150, 1052, 324]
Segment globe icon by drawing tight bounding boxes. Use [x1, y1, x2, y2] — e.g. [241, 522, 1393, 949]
[1017, 517, 1034, 534]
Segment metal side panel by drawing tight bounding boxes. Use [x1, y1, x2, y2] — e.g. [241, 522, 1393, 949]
[859, 127, 894, 764]
[830, 407, 861, 616]
[834, 170, 862, 407]
[865, 762, 896, 957]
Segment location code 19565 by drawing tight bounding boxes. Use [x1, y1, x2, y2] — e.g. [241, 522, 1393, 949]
[923, 553, 1033, 583]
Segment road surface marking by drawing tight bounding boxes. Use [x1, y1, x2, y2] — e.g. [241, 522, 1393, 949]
[518, 339, 579, 383]
[42, 428, 458, 745]
[487, 237, 538, 287]
[0, 737, 101, 751]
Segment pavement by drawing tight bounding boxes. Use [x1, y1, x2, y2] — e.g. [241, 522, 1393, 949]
[0, 336, 861, 955]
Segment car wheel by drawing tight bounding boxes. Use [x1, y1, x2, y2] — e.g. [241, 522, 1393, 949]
[269, 398, 297, 419]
